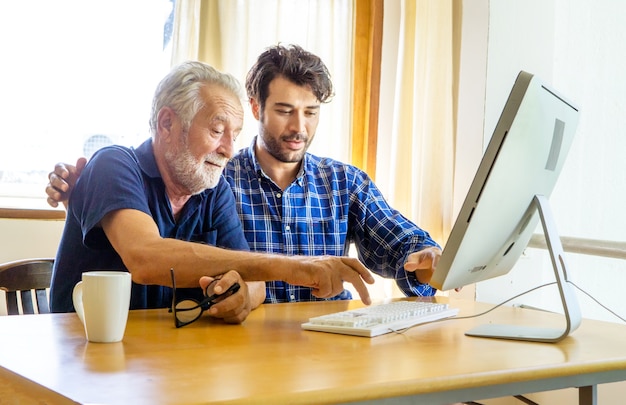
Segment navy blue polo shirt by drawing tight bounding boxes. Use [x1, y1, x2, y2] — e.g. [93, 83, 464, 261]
[49, 139, 249, 313]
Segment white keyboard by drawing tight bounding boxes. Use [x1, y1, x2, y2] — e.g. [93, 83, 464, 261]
[301, 300, 459, 337]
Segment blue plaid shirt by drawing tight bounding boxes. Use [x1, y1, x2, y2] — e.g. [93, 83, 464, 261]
[224, 137, 439, 303]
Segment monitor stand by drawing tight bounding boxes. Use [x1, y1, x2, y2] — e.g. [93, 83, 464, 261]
[465, 194, 582, 343]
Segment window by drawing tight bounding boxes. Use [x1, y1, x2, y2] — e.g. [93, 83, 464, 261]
[0, 0, 174, 208]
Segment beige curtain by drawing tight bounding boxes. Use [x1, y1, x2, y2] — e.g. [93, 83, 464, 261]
[170, 0, 222, 68]
[171, 0, 201, 64]
[377, 0, 458, 246]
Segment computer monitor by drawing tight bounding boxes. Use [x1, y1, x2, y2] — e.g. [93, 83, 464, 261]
[430, 71, 581, 343]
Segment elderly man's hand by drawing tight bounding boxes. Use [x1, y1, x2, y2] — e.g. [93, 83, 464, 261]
[198, 270, 253, 324]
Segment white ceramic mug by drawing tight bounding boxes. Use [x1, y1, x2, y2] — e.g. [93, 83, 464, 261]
[72, 271, 132, 343]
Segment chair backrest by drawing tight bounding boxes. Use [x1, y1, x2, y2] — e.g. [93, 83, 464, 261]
[0, 258, 54, 315]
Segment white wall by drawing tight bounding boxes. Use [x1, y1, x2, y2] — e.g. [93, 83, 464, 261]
[0, 219, 64, 263]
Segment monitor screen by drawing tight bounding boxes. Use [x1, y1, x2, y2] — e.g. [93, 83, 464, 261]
[430, 71, 581, 342]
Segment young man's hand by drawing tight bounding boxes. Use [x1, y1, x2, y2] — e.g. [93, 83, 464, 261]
[45, 157, 87, 208]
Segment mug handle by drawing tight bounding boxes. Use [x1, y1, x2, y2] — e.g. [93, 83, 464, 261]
[72, 281, 85, 325]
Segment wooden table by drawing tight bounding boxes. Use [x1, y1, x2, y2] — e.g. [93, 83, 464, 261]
[1, 297, 626, 404]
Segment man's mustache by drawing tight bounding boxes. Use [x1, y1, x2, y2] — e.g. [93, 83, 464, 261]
[282, 134, 307, 142]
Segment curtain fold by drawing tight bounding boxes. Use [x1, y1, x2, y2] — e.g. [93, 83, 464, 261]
[171, 0, 202, 65]
[351, 0, 383, 177]
[170, 0, 223, 68]
[378, 0, 458, 246]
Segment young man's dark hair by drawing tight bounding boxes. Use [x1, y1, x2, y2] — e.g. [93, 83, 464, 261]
[245, 43, 334, 112]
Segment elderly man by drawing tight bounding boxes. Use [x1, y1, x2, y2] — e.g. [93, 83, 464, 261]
[49, 60, 374, 324]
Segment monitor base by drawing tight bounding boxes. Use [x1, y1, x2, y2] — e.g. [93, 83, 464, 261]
[467, 195, 582, 343]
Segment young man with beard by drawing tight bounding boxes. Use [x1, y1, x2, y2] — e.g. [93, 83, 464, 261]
[228, 44, 441, 302]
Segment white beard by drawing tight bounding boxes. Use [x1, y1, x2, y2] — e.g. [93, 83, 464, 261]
[165, 147, 227, 195]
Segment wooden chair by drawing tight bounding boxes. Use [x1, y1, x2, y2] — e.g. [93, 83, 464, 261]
[0, 258, 54, 315]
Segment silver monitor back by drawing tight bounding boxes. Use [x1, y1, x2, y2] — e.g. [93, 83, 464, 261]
[432, 71, 579, 293]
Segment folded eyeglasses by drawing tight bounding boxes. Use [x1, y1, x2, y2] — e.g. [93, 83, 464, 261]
[170, 268, 240, 328]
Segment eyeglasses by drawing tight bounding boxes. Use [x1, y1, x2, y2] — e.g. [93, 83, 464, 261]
[169, 268, 241, 328]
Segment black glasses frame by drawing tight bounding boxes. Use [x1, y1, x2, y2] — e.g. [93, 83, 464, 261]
[170, 268, 241, 328]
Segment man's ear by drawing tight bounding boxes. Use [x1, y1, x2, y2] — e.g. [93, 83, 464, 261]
[250, 97, 261, 120]
[157, 107, 175, 142]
